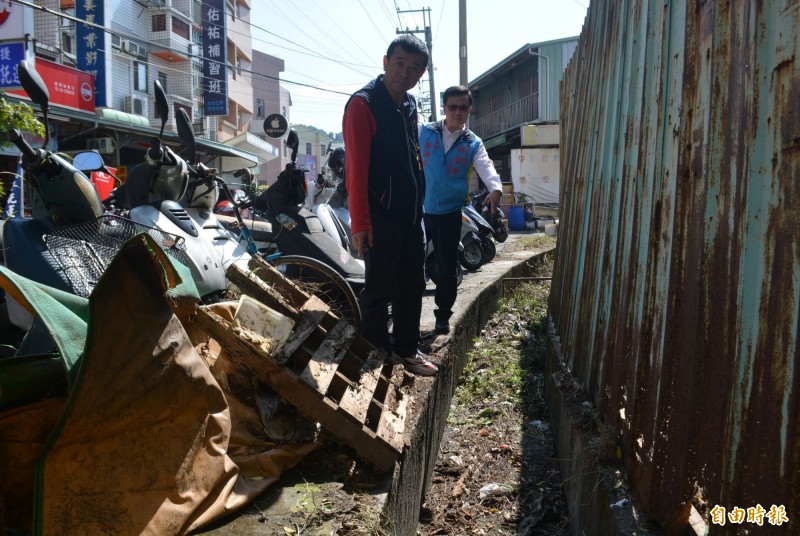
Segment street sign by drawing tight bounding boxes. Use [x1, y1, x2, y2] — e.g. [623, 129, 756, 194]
[0, 42, 25, 90]
[263, 113, 288, 138]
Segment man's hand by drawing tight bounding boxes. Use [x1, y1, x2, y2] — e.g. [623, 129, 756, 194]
[352, 230, 373, 256]
[483, 190, 502, 214]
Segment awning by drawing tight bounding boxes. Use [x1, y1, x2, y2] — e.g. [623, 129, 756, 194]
[3, 95, 259, 168]
[222, 131, 279, 172]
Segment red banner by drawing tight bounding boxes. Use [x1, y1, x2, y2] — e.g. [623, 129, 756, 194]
[90, 167, 117, 201]
[10, 59, 95, 113]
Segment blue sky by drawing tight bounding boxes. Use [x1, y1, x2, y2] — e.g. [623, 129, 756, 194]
[249, 0, 589, 133]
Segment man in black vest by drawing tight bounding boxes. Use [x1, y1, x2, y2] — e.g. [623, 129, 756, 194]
[342, 35, 438, 376]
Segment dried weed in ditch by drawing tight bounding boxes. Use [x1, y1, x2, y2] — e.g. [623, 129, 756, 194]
[419, 254, 569, 536]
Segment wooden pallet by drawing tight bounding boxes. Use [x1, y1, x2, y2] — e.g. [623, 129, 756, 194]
[194, 256, 409, 472]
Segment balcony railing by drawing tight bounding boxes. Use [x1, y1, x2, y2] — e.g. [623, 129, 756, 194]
[470, 92, 539, 140]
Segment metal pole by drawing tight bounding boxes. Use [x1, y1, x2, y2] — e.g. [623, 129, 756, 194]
[459, 0, 467, 85]
[425, 17, 437, 121]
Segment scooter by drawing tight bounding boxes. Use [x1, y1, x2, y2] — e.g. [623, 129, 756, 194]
[462, 202, 497, 264]
[471, 187, 509, 243]
[254, 130, 366, 293]
[82, 80, 250, 301]
[0, 60, 107, 345]
[458, 211, 485, 271]
[310, 146, 359, 259]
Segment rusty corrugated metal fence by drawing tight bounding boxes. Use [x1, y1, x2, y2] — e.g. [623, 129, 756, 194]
[552, 0, 798, 530]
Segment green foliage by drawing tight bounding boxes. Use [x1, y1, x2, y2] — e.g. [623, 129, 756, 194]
[0, 95, 46, 198]
[0, 95, 45, 148]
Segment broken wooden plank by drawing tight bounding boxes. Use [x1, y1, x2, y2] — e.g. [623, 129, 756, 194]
[275, 295, 331, 363]
[226, 262, 299, 318]
[299, 319, 357, 394]
[374, 363, 409, 452]
[337, 349, 385, 425]
[193, 306, 401, 471]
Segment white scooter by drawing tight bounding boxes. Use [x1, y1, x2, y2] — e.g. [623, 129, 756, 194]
[310, 146, 361, 262]
[79, 80, 251, 300]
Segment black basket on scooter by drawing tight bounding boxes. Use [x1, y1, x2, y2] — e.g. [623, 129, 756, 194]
[43, 214, 190, 298]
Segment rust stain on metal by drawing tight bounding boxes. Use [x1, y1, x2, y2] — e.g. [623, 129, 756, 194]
[551, 0, 799, 529]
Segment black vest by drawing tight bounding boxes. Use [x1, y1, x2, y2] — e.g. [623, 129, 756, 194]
[346, 75, 425, 227]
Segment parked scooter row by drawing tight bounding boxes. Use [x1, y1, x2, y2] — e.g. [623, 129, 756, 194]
[0, 61, 363, 361]
[305, 145, 511, 287]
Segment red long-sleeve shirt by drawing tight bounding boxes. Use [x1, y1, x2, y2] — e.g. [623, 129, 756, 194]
[342, 96, 377, 235]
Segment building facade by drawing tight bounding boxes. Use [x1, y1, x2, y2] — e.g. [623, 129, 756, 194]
[468, 37, 578, 181]
[250, 50, 291, 184]
[16, 0, 276, 175]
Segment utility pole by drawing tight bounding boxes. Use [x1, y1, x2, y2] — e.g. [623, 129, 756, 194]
[396, 7, 437, 121]
[459, 0, 467, 85]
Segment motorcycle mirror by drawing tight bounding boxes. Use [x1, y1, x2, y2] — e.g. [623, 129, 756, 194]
[176, 108, 197, 164]
[18, 61, 49, 111]
[17, 60, 50, 147]
[72, 151, 105, 172]
[286, 128, 299, 164]
[154, 79, 169, 137]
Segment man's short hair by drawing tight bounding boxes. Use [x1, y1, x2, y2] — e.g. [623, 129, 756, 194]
[386, 34, 429, 66]
[443, 85, 472, 106]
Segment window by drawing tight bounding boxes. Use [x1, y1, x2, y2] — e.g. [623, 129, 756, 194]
[320, 144, 326, 156]
[152, 14, 166, 32]
[256, 98, 265, 119]
[134, 61, 148, 92]
[61, 32, 73, 54]
[172, 16, 190, 39]
[158, 71, 168, 94]
[305, 142, 311, 155]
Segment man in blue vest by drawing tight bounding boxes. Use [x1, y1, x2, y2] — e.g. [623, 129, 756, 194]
[420, 85, 503, 334]
[342, 35, 438, 376]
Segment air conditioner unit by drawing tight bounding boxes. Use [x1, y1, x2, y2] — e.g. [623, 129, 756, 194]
[86, 137, 115, 155]
[124, 95, 148, 116]
[122, 40, 145, 58]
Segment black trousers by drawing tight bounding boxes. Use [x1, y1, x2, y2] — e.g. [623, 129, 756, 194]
[424, 210, 462, 323]
[360, 210, 426, 357]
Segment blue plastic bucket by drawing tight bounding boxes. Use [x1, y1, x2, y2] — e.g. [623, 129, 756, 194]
[508, 205, 525, 231]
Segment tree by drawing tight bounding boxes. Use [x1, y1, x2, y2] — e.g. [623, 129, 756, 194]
[0, 94, 46, 197]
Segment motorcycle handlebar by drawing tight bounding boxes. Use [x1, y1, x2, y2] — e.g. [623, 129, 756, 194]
[147, 137, 163, 162]
[8, 128, 38, 160]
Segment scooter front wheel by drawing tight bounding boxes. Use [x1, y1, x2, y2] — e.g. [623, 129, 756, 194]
[272, 255, 362, 329]
[480, 236, 496, 263]
[459, 240, 484, 271]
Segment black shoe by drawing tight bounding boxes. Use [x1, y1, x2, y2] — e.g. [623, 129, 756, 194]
[434, 321, 450, 334]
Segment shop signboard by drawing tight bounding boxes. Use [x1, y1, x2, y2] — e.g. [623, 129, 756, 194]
[76, 0, 107, 106]
[202, 0, 228, 116]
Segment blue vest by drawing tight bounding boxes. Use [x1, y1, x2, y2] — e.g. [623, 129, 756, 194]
[420, 122, 482, 215]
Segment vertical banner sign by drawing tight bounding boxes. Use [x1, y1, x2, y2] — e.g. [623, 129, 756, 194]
[2, 161, 24, 219]
[202, 0, 228, 116]
[0, 42, 24, 90]
[76, 0, 107, 107]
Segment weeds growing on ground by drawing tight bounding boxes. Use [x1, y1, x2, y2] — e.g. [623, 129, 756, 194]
[449, 254, 554, 426]
[503, 233, 557, 253]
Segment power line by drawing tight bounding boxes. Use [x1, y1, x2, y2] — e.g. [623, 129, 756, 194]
[303, 0, 380, 67]
[356, 0, 392, 50]
[260, 0, 373, 76]
[377, 0, 399, 30]
[13, 0, 352, 97]
[434, 0, 447, 44]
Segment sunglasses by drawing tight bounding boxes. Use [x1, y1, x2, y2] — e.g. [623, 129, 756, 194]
[446, 104, 470, 112]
